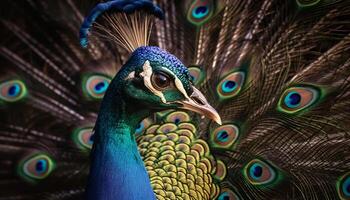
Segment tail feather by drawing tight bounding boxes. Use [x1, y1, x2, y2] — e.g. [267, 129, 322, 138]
[0, 0, 350, 199]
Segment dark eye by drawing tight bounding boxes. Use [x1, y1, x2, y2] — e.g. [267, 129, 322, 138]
[151, 72, 171, 90]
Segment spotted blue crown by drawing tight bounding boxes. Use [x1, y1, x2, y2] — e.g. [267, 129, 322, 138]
[125, 46, 193, 93]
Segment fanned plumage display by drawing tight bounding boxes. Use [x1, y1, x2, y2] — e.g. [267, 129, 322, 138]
[0, 0, 350, 199]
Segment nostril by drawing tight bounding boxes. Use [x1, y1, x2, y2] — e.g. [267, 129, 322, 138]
[191, 96, 205, 105]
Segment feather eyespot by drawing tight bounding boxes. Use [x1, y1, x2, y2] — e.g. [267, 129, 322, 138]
[296, 0, 321, 8]
[188, 66, 205, 86]
[192, 5, 209, 19]
[72, 127, 94, 150]
[186, 0, 214, 26]
[210, 124, 239, 149]
[135, 122, 145, 135]
[218, 189, 241, 200]
[217, 72, 245, 100]
[18, 153, 55, 182]
[82, 74, 111, 100]
[0, 79, 27, 102]
[156, 123, 178, 134]
[135, 118, 152, 136]
[278, 86, 320, 114]
[243, 159, 277, 186]
[165, 111, 190, 124]
[337, 173, 350, 200]
[214, 160, 227, 181]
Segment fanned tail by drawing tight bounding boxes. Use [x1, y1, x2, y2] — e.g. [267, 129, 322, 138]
[154, 0, 350, 199]
[1, 0, 350, 199]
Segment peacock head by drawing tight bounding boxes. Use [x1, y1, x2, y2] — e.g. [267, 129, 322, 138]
[108, 46, 221, 125]
[79, 1, 220, 125]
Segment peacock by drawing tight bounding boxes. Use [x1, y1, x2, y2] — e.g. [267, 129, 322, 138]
[0, 0, 350, 200]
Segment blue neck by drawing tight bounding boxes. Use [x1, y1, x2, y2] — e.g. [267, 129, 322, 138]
[85, 88, 155, 200]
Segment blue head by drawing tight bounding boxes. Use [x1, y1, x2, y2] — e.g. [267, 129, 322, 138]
[102, 46, 221, 125]
[79, 1, 220, 124]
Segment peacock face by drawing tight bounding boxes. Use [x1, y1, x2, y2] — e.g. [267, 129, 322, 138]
[119, 46, 221, 124]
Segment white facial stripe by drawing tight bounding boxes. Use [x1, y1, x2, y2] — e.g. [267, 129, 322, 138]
[124, 71, 135, 80]
[161, 67, 190, 100]
[140, 60, 167, 103]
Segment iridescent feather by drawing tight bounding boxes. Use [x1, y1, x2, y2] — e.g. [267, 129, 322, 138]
[0, 0, 350, 199]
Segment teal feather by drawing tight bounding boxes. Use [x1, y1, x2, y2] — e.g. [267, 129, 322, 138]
[0, 0, 349, 200]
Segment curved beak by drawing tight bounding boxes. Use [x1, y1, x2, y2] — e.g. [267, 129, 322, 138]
[176, 86, 222, 125]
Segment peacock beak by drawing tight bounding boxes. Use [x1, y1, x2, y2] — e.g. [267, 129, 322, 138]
[177, 86, 222, 125]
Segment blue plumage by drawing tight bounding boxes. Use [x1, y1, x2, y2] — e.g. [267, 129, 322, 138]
[79, 0, 164, 48]
[1, 0, 350, 200]
[84, 45, 198, 200]
[129, 46, 193, 92]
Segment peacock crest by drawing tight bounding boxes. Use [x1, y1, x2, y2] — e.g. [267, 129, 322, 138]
[0, 0, 349, 200]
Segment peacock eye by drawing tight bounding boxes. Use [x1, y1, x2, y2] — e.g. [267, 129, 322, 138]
[151, 71, 171, 90]
[216, 72, 245, 100]
[18, 153, 55, 182]
[135, 118, 152, 136]
[244, 159, 277, 185]
[0, 79, 27, 102]
[165, 111, 190, 124]
[210, 124, 239, 149]
[278, 86, 320, 114]
[188, 66, 205, 86]
[186, 0, 215, 26]
[72, 127, 94, 150]
[337, 173, 350, 199]
[192, 6, 209, 19]
[82, 74, 111, 100]
[296, 0, 321, 8]
[218, 189, 241, 200]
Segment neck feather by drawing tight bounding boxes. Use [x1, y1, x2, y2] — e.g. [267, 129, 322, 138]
[85, 90, 155, 200]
